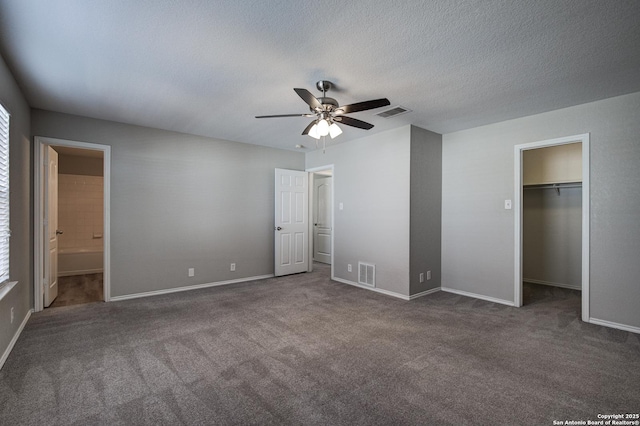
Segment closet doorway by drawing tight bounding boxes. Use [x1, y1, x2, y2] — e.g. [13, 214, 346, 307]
[514, 134, 590, 321]
[307, 165, 334, 278]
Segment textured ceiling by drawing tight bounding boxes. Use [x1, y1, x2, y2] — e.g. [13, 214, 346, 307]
[1, 0, 639, 151]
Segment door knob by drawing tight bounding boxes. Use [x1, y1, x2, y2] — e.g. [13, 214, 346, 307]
[56, 230, 63, 235]
[275, 226, 282, 231]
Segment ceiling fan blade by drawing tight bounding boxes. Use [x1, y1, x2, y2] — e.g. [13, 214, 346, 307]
[255, 113, 314, 118]
[301, 121, 316, 135]
[294, 88, 322, 110]
[335, 98, 390, 114]
[334, 116, 374, 130]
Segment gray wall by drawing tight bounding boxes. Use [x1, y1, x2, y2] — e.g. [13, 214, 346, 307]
[523, 187, 582, 289]
[306, 126, 411, 296]
[0, 54, 31, 361]
[442, 91, 640, 329]
[409, 126, 442, 295]
[32, 109, 304, 298]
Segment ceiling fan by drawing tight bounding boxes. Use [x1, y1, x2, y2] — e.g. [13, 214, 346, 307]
[255, 80, 390, 140]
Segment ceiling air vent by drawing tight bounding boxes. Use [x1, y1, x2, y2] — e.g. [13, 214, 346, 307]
[358, 262, 375, 287]
[376, 106, 411, 119]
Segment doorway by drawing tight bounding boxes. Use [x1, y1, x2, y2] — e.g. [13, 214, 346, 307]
[307, 165, 334, 278]
[34, 137, 111, 312]
[50, 146, 104, 307]
[514, 134, 590, 321]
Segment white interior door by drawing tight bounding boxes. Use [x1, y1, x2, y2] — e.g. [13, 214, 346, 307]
[313, 176, 332, 264]
[275, 168, 308, 276]
[44, 146, 59, 307]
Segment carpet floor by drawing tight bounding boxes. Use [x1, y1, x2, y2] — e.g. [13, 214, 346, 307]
[1, 263, 638, 425]
[50, 273, 103, 308]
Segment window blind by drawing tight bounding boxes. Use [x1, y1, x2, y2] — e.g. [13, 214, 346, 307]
[0, 103, 9, 284]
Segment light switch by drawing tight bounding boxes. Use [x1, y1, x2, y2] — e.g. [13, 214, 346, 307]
[504, 199, 512, 210]
[339, 202, 344, 211]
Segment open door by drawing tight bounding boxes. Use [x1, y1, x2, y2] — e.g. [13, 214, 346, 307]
[313, 176, 332, 264]
[43, 146, 59, 307]
[274, 169, 308, 276]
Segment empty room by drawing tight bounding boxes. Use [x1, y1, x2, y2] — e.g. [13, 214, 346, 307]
[0, 1, 639, 425]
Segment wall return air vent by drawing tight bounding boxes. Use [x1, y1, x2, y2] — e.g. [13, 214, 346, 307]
[376, 106, 411, 119]
[358, 262, 376, 287]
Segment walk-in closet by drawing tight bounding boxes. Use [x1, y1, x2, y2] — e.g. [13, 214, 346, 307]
[522, 143, 582, 308]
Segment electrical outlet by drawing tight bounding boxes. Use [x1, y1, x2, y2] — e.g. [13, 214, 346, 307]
[230, 263, 236, 271]
[347, 264, 352, 272]
[10, 307, 14, 324]
[419, 273, 424, 283]
[188, 268, 194, 277]
[427, 270, 432, 280]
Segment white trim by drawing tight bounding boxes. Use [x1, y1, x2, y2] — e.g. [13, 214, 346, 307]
[109, 274, 274, 302]
[588, 318, 640, 335]
[409, 287, 441, 300]
[514, 133, 590, 321]
[332, 277, 410, 300]
[581, 136, 590, 322]
[0, 309, 32, 371]
[441, 287, 515, 306]
[523, 278, 581, 291]
[0, 280, 17, 302]
[33, 136, 112, 312]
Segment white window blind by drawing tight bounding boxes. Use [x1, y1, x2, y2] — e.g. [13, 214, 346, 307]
[0, 103, 9, 284]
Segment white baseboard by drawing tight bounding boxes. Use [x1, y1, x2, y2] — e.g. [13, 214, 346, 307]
[110, 274, 275, 302]
[441, 287, 515, 307]
[331, 277, 410, 300]
[0, 309, 32, 371]
[523, 278, 581, 291]
[409, 287, 441, 300]
[588, 317, 640, 335]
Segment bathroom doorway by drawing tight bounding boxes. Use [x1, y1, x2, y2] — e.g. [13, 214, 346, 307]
[34, 137, 111, 312]
[49, 146, 104, 308]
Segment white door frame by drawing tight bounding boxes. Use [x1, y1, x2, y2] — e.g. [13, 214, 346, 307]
[33, 136, 111, 312]
[513, 133, 590, 321]
[306, 165, 335, 280]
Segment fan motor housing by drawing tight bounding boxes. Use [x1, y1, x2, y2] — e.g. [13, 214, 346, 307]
[317, 97, 338, 109]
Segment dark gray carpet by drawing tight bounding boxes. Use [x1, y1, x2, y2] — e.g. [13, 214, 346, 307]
[50, 273, 103, 308]
[1, 263, 638, 425]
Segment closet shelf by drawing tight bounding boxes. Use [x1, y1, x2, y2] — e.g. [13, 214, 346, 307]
[523, 182, 582, 194]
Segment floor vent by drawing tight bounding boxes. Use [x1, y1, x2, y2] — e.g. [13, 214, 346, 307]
[358, 262, 375, 287]
[376, 105, 411, 118]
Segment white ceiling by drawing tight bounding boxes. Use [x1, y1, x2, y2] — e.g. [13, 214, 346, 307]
[1, 0, 639, 151]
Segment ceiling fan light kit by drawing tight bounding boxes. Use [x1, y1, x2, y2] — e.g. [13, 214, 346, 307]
[316, 118, 330, 136]
[256, 80, 390, 149]
[329, 122, 342, 138]
[308, 123, 320, 139]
